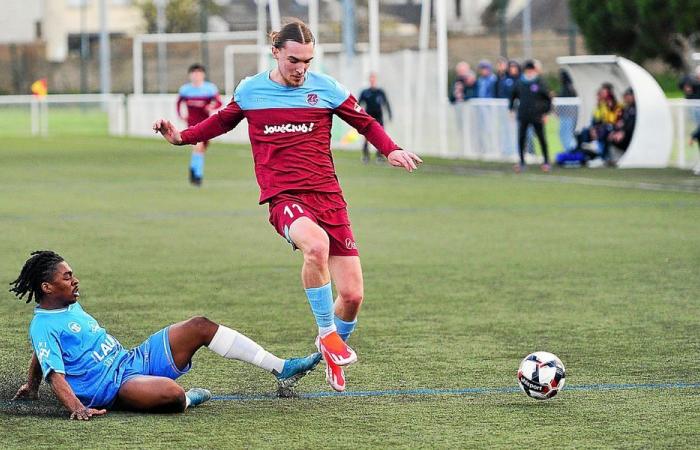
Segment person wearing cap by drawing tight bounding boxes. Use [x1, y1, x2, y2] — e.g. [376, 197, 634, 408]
[475, 60, 497, 99]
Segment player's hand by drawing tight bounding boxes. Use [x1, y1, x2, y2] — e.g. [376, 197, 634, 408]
[388, 149, 423, 173]
[12, 383, 39, 401]
[69, 407, 107, 421]
[152, 119, 183, 145]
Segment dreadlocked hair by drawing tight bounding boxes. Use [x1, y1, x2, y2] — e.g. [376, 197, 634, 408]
[9, 250, 65, 304]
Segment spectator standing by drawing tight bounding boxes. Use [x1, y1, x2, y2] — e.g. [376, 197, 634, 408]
[475, 60, 497, 98]
[509, 60, 553, 172]
[497, 61, 521, 157]
[358, 72, 393, 164]
[680, 66, 700, 148]
[449, 61, 471, 103]
[496, 60, 520, 99]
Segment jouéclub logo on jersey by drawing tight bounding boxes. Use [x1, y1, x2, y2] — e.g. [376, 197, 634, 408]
[263, 123, 316, 135]
[306, 93, 319, 106]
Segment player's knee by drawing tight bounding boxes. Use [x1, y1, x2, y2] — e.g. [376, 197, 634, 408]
[302, 240, 330, 268]
[339, 288, 364, 308]
[163, 383, 187, 412]
[186, 316, 218, 340]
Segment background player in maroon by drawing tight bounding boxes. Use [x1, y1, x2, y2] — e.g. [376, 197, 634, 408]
[153, 20, 421, 392]
[176, 64, 222, 186]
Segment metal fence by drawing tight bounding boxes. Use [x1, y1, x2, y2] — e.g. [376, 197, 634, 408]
[669, 99, 700, 171]
[1, 92, 699, 171]
[451, 97, 580, 163]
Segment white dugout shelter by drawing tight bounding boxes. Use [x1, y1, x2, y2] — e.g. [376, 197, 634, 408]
[557, 55, 672, 168]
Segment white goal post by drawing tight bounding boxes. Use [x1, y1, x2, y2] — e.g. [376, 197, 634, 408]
[132, 31, 258, 95]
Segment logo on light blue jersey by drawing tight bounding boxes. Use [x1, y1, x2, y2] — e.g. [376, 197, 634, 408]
[69, 322, 81, 333]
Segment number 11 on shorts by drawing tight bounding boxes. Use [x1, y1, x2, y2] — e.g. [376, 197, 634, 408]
[284, 204, 304, 218]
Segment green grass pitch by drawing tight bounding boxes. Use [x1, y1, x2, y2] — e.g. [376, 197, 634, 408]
[0, 135, 699, 448]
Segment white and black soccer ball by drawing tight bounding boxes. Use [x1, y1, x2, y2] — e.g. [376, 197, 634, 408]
[517, 351, 566, 400]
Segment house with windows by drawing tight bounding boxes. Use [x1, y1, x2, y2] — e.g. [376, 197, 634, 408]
[0, 0, 144, 62]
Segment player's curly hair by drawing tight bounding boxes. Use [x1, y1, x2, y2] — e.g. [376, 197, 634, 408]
[9, 250, 65, 303]
[270, 19, 314, 49]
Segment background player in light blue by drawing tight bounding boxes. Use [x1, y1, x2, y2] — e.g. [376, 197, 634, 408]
[10, 250, 320, 419]
[176, 64, 222, 186]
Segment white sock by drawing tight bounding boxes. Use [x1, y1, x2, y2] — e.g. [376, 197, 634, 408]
[185, 396, 192, 409]
[208, 325, 285, 374]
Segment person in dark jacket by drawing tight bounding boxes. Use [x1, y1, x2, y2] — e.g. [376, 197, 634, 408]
[358, 72, 393, 163]
[496, 60, 520, 99]
[680, 66, 700, 147]
[509, 60, 553, 172]
[608, 88, 636, 155]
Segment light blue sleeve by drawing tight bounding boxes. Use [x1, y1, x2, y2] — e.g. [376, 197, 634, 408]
[29, 320, 65, 380]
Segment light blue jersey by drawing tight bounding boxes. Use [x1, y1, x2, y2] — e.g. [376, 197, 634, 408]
[233, 70, 350, 111]
[29, 303, 128, 407]
[29, 303, 190, 408]
[178, 81, 219, 98]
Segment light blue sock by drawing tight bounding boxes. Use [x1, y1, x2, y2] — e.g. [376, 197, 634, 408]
[190, 152, 204, 178]
[305, 283, 336, 336]
[334, 315, 357, 342]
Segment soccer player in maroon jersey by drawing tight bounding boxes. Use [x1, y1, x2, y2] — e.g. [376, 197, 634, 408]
[153, 20, 421, 392]
[176, 64, 223, 186]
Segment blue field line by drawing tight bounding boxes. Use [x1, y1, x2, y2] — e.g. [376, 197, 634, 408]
[211, 382, 700, 402]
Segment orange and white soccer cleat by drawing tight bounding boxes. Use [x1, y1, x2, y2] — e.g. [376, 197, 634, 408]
[315, 333, 357, 392]
[324, 359, 346, 392]
[318, 331, 357, 367]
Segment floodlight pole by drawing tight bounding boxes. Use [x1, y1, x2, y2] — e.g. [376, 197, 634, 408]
[435, 0, 448, 154]
[309, 0, 319, 45]
[200, 1, 209, 69]
[99, 0, 111, 94]
[269, 0, 281, 31]
[522, 0, 532, 60]
[80, 0, 88, 93]
[257, 0, 268, 72]
[498, 0, 507, 58]
[414, 0, 431, 150]
[368, 0, 380, 74]
[155, 0, 167, 93]
[342, 0, 356, 61]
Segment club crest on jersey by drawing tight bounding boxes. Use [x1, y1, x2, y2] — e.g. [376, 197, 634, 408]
[306, 93, 319, 106]
[68, 322, 81, 333]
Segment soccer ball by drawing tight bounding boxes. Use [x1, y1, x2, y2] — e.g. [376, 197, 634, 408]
[517, 351, 566, 400]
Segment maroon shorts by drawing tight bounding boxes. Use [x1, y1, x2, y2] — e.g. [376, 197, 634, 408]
[268, 191, 359, 257]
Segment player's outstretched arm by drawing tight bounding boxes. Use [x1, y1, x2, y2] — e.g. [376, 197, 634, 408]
[387, 150, 423, 173]
[153, 119, 184, 145]
[12, 352, 42, 401]
[47, 372, 107, 420]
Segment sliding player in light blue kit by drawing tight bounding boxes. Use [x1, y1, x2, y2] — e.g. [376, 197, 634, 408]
[10, 250, 320, 419]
